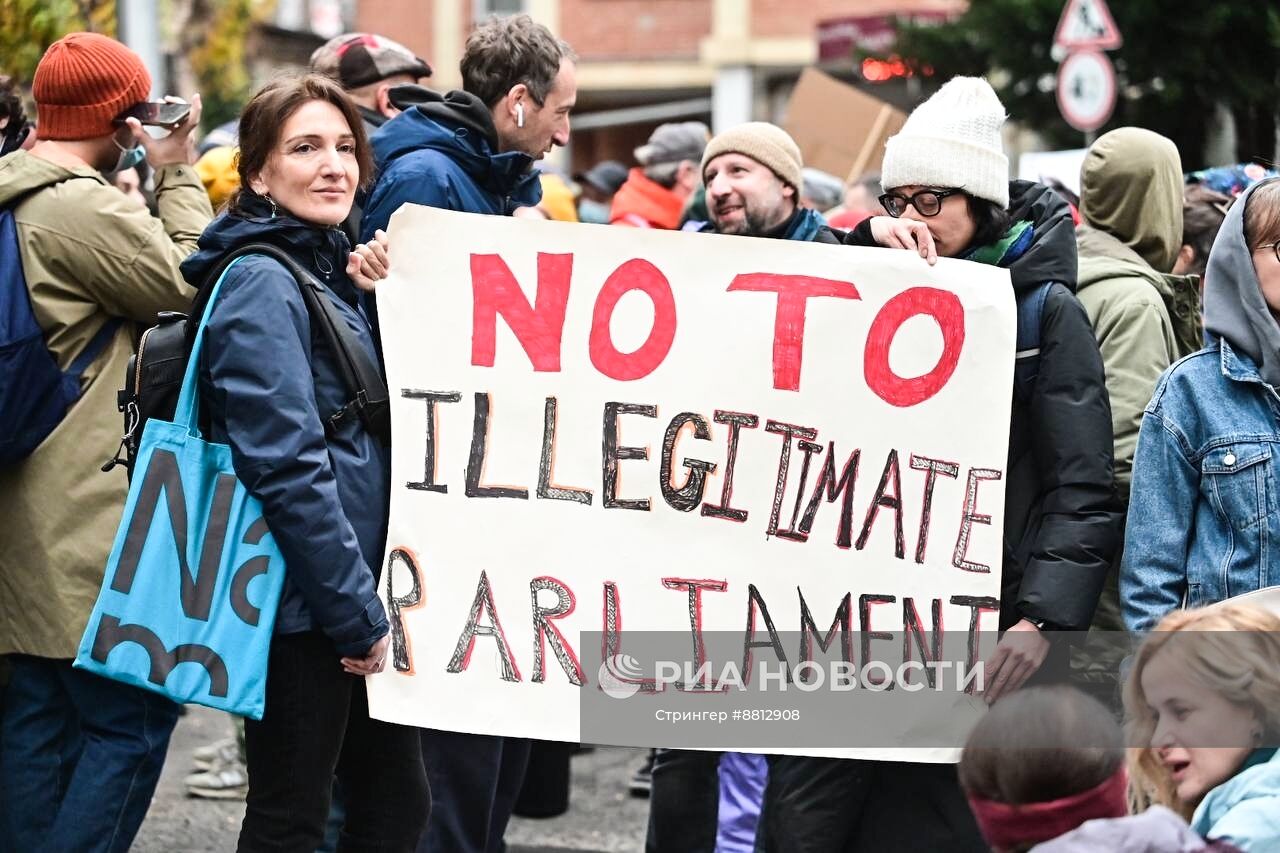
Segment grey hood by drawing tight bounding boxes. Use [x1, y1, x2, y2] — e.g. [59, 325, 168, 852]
[1203, 177, 1280, 386]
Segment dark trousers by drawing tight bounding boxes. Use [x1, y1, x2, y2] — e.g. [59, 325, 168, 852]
[513, 740, 574, 818]
[759, 756, 986, 853]
[645, 748, 723, 853]
[417, 730, 531, 853]
[0, 655, 179, 853]
[237, 632, 429, 853]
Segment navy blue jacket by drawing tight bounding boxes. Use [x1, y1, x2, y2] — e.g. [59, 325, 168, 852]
[180, 194, 390, 656]
[360, 89, 542, 240]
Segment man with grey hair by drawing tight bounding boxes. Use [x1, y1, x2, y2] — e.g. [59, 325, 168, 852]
[609, 121, 709, 229]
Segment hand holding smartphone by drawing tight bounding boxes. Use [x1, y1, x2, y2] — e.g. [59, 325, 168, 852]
[113, 100, 192, 130]
[115, 94, 203, 168]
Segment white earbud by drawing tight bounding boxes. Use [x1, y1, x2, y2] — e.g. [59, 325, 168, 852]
[516, 103, 525, 128]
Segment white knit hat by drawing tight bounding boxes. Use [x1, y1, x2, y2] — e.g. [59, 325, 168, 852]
[881, 76, 1010, 208]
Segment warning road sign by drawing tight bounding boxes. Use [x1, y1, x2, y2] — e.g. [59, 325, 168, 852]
[1054, 0, 1123, 51]
[1056, 50, 1116, 132]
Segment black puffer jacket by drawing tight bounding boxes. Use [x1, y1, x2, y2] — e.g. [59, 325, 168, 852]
[847, 181, 1121, 630]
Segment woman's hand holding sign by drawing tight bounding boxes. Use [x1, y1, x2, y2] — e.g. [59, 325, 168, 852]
[342, 633, 391, 676]
[868, 216, 938, 265]
[348, 229, 391, 292]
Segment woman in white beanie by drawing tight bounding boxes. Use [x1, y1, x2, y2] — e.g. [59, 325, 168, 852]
[759, 77, 1122, 853]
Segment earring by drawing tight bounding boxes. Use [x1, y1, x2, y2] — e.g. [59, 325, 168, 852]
[267, 195, 278, 218]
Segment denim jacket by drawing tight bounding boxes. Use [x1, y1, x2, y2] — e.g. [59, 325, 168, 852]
[1122, 339, 1280, 632]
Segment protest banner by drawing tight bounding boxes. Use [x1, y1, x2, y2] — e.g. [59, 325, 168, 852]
[367, 207, 1014, 760]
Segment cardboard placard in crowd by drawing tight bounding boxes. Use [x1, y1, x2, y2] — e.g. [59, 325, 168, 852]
[784, 68, 907, 183]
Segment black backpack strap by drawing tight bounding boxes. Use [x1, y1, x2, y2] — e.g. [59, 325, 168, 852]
[193, 242, 390, 445]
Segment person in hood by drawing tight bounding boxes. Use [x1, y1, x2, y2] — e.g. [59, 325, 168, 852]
[179, 74, 428, 850]
[610, 121, 708, 228]
[770, 77, 1119, 853]
[1072, 128, 1202, 701]
[1122, 178, 1280, 631]
[0, 33, 212, 852]
[959, 685, 1235, 853]
[1126, 604, 1280, 852]
[358, 15, 576, 853]
[360, 13, 575, 240]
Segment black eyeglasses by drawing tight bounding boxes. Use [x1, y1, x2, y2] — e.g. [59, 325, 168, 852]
[879, 188, 964, 218]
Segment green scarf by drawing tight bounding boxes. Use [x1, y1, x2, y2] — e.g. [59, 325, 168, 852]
[965, 220, 1034, 267]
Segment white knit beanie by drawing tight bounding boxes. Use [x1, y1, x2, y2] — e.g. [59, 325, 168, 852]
[881, 76, 1010, 208]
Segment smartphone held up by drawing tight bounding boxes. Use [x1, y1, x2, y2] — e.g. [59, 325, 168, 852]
[113, 100, 191, 130]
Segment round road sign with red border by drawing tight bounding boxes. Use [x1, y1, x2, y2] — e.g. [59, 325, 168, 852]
[1056, 50, 1116, 132]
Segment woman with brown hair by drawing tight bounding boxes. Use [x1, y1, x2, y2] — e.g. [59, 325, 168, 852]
[178, 74, 428, 850]
[1126, 604, 1280, 851]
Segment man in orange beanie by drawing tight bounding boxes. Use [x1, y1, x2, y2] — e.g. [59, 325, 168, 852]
[0, 32, 211, 853]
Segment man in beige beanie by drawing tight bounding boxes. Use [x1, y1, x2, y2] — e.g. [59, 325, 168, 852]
[646, 121, 846, 853]
[696, 121, 841, 243]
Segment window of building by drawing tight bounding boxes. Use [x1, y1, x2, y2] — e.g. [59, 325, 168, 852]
[475, 0, 526, 18]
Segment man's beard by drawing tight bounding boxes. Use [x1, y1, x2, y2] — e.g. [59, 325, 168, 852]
[714, 200, 783, 237]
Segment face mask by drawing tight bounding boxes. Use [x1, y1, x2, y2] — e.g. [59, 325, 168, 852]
[111, 137, 146, 173]
[578, 199, 611, 224]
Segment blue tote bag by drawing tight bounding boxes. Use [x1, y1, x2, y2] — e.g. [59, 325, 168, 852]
[75, 258, 286, 719]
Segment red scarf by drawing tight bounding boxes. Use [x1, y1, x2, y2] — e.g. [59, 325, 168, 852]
[966, 766, 1128, 851]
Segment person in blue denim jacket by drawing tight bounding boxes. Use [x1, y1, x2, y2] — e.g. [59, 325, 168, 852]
[1122, 178, 1280, 633]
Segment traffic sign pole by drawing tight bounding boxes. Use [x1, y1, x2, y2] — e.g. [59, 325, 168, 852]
[1053, 0, 1121, 140]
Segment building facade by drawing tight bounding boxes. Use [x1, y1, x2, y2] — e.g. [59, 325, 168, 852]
[355, 0, 962, 172]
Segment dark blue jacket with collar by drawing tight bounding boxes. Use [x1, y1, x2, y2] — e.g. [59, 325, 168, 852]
[360, 89, 542, 241]
[179, 194, 390, 656]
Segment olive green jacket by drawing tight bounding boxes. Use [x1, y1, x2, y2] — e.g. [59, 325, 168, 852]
[1076, 225, 1201, 501]
[0, 150, 211, 658]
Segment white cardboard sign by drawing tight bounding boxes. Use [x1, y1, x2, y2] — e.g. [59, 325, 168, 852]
[366, 206, 1014, 760]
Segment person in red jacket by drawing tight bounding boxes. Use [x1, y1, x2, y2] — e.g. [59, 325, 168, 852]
[609, 121, 708, 228]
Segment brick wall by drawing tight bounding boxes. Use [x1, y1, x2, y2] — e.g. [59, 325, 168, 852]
[356, 0, 435, 65]
[753, 0, 962, 38]
[560, 0, 712, 60]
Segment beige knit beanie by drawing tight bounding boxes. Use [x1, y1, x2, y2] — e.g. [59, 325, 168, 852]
[701, 122, 804, 192]
[881, 76, 1010, 208]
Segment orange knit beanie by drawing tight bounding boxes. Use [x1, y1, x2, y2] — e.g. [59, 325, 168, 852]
[33, 33, 151, 141]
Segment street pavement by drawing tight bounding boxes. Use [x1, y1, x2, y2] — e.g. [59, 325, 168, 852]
[134, 705, 649, 852]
